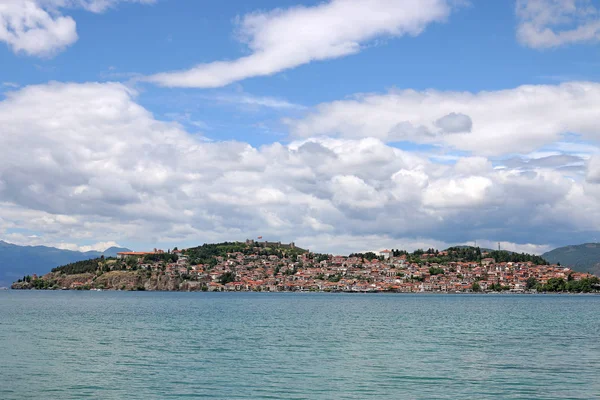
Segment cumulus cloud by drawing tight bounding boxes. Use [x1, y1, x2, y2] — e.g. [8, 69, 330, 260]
[145, 0, 455, 88]
[423, 176, 494, 209]
[1, 82, 599, 254]
[330, 175, 387, 209]
[0, 0, 153, 56]
[516, 0, 600, 49]
[0, 0, 77, 56]
[286, 82, 600, 156]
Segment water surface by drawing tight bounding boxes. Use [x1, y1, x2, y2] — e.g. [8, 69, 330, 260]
[0, 291, 598, 399]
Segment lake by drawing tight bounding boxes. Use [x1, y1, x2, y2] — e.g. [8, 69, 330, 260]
[0, 291, 598, 399]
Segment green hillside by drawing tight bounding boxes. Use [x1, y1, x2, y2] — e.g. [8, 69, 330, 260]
[542, 243, 600, 275]
[184, 241, 306, 266]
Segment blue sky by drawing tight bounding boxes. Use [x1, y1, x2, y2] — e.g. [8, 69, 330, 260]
[1, 0, 600, 254]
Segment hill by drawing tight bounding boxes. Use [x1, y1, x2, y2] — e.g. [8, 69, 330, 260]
[542, 243, 600, 275]
[0, 241, 130, 287]
[11, 240, 309, 291]
[448, 245, 496, 253]
[184, 241, 307, 266]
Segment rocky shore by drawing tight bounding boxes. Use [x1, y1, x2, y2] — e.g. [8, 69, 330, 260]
[11, 271, 206, 292]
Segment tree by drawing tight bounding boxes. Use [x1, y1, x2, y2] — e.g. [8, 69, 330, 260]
[526, 277, 538, 290]
[349, 252, 378, 261]
[126, 257, 137, 268]
[471, 282, 482, 292]
[566, 277, 599, 293]
[218, 271, 236, 284]
[52, 258, 106, 275]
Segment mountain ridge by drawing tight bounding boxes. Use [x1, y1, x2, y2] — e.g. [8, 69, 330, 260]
[542, 243, 600, 275]
[0, 241, 131, 287]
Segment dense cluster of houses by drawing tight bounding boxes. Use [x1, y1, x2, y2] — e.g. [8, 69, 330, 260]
[116, 247, 595, 293]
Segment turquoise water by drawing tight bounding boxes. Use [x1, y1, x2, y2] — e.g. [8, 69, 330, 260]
[0, 292, 598, 399]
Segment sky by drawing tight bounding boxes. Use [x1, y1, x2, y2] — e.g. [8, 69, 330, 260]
[1, 0, 600, 255]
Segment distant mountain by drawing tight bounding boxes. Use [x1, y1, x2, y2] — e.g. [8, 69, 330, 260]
[101, 246, 131, 258]
[542, 243, 600, 275]
[0, 241, 131, 287]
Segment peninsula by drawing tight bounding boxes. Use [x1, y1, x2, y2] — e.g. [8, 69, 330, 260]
[11, 240, 600, 293]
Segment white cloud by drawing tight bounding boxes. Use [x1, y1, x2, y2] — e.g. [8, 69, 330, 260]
[2, 231, 122, 252]
[145, 0, 455, 88]
[516, 0, 600, 49]
[0, 0, 153, 57]
[587, 155, 600, 183]
[286, 81, 600, 156]
[471, 240, 554, 255]
[1, 81, 599, 255]
[330, 175, 387, 209]
[423, 176, 493, 209]
[0, 0, 77, 57]
[73, 241, 122, 252]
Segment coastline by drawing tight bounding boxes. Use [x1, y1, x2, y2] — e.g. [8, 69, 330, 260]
[11, 242, 600, 295]
[7, 287, 598, 295]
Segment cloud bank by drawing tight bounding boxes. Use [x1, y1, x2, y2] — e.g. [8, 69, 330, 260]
[286, 82, 600, 156]
[1, 82, 599, 253]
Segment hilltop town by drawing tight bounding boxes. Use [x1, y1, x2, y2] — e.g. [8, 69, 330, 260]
[11, 240, 600, 293]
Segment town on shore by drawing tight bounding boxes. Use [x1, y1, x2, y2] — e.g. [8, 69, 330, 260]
[12, 240, 600, 293]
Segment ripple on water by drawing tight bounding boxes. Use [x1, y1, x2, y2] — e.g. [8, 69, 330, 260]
[1, 292, 599, 399]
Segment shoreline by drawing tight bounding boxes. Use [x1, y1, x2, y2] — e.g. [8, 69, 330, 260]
[11, 243, 598, 295]
[6, 288, 599, 295]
